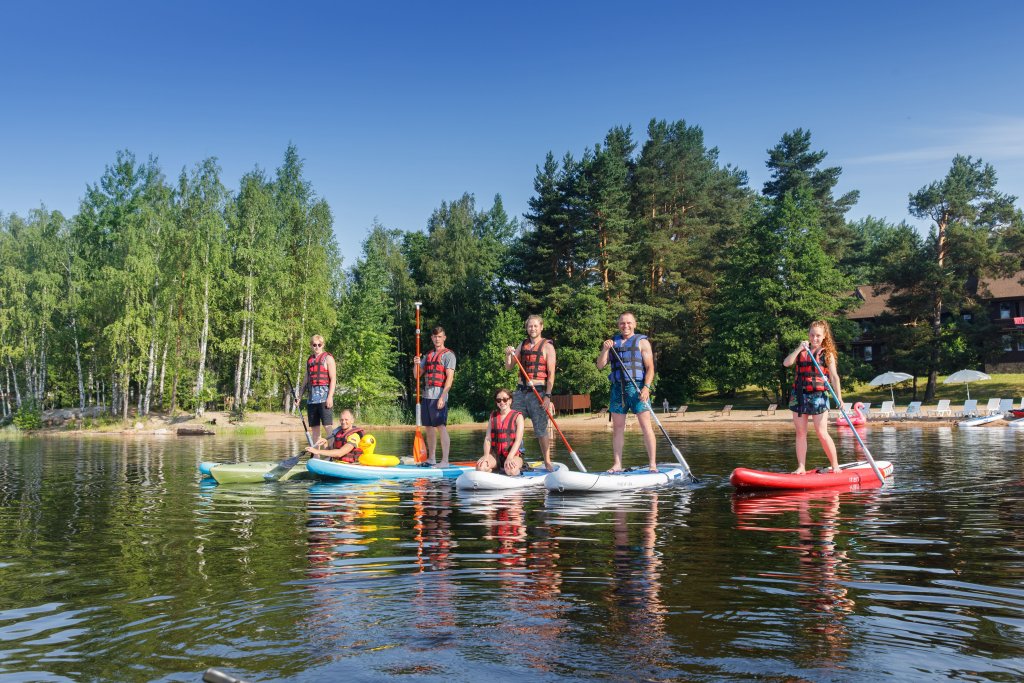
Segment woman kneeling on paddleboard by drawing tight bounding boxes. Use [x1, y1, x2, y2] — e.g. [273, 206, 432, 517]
[783, 321, 842, 475]
[477, 389, 526, 476]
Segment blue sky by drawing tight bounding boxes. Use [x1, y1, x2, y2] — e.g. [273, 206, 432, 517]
[2, 1, 1022, 265]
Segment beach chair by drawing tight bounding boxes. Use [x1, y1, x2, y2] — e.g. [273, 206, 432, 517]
[674, 405, 689, 418]
[931, 399, 951, 417]
[998, 398, 1013, 416]
[759, 403, 777, 416]
[899, 401, 923, 419]
[841, 402, 852, 413]
[983, 398, 1001, 416]
[957, 399, 978, 418]
[713, 404, 733, 417]
[878, 400, 895, 418]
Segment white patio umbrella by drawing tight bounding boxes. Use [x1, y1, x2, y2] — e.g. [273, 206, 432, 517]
[942, 369, 991, 400]
[868, 371, 914, 403]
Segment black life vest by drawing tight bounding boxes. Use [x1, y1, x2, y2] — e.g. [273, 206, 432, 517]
[489, 409, 522, 460]
[424, 348, 450, 388]
[307, 352, 333, 387]
[793, 349, 828, 393]
[519, 338, 551, 384]
[609, 334, 647, 383]
[331, 426, 365, 462]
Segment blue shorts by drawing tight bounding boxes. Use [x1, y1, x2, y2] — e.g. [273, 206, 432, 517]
[789, 390, 830, 416]
[610, 382, 650, 415]
[422, 398, 449, 427]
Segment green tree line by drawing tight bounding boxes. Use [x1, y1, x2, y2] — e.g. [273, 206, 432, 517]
[2, 123, 1022, 424]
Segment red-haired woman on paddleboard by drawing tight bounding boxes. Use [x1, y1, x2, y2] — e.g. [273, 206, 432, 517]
[783, 320, 842, 475]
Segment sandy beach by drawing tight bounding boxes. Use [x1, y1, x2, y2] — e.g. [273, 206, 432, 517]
[34, 405, 991, 436]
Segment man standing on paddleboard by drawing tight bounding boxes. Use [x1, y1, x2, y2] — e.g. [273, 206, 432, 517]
[782, 320, 842, 475]
[595, 311, 658, 473]
[413, 326, 455, 467]
[302, 334, 336, 443]
[505, 314, 556, 471]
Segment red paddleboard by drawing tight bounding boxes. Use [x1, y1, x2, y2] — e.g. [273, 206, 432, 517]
[730, 460, 894, 490]
[1010, 409, 1024, 419]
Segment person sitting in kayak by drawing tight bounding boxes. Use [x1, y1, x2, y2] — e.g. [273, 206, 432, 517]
[305, 409, 370, 463]
[476, 388, 526, 476]
[783, 320, 842, 475]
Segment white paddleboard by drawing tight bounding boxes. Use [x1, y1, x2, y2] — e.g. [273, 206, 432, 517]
[958, 414, 1002, 428]
[455, 463, 564, 491]
[545, 465, 685, 493]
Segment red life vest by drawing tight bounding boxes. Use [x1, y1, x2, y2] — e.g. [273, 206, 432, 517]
[489, 409, 522, 460]
[519, 338, 551, 384]
[793, 349, 828, 393]
[424, 348, 450, 388]
[307, 352, 333, 387]
[331, 426, 365, 462]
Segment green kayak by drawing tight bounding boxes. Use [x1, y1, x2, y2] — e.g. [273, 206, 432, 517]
[199, 461, 313, 484]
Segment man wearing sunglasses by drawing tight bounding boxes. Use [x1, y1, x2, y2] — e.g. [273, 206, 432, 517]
[302, 334, 337, 442]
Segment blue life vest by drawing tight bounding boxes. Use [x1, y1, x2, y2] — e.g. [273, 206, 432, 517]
[608, 334, 647, 383]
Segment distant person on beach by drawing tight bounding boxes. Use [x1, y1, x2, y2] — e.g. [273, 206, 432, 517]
[413, 326, 455, 467]
[595, 311, 658, 473]
[783, 320, 842, 474]
[302, 334, 336, 441]
[305, 409, 368, 463]
[504, 314, 556, 471]
[476, 388, 526, 476]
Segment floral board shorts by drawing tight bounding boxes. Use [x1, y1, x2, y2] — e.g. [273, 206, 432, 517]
[789, 389, 830, 416]
[610, 382, 651, 415]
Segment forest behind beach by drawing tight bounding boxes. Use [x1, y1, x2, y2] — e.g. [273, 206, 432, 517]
[2, 120, 1022, 427]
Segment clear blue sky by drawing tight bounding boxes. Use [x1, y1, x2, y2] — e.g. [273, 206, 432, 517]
[2, 1, 1022, 265]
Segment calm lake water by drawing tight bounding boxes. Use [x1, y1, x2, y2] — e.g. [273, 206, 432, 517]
[2, 423, 1024, 682]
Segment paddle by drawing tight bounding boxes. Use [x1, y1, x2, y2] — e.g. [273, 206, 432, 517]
[608, 345, 698, 482]
[263, 380, 317, 481]
[413, 302, 428, 463]
[802, 344, 887, 485]
[510, 353, 587, 472]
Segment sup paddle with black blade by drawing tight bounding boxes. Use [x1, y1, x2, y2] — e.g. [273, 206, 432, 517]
[608, 344, 698, 482]
[263, 379, 317, 482]
[802, 344, 887, 485]
[413, 302, 428, 463]
[510, 353, 587, 472]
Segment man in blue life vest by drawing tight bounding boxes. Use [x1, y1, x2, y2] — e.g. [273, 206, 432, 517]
[504, 314, 556, 471]
[413, 326, 455, 467]
[595, 311, 658, 472]
[302, 334, 337, 442]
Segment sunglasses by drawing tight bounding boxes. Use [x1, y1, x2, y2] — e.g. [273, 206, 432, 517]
[495, 397, 511, 403]
[311, 343, 323, 347]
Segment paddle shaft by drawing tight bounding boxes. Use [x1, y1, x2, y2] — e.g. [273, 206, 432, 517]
[510, 353, 587, 472]
[415, 303, 422, 428]
[608, 345, 698, 481]
[287, 379, 315, 447]
[802, 345, 886, 485]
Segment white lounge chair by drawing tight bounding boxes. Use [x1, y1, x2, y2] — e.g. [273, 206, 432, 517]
[998, 398, 1013, 415]
[932, 399, 951, 417]
[983, 398, 1001, 416]
[878, 400, 895, 418]
[841, 402, 853, 413]
[900, 401, 923, 419]
[957, 399, 978, 418]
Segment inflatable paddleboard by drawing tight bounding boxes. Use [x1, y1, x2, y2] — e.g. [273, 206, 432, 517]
[456, 463, 564, 491]
[306, 457, 472, 481]
[958, 414, 1002, 427]
[544, 465, 686, 493]
[729, 460, 894, 491]
[1008, 417, 1024, 429]
[198, 461, 313, 484]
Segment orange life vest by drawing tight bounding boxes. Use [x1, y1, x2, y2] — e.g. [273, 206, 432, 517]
[331, 426, 365, 463]
[307, 352, 333, 386]
[489, 409, 522, 461]
[424, 348, 450, 388]
[793, 349, 828, 393]
[519, 338, 551, 384]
